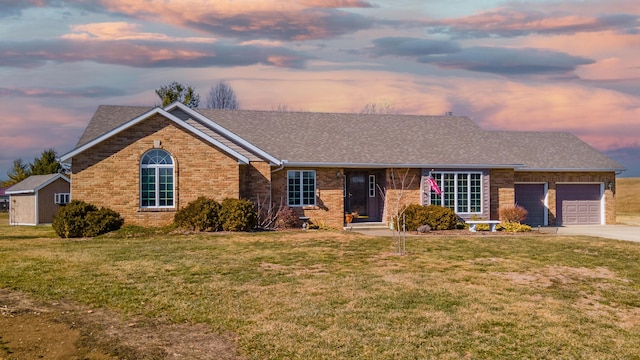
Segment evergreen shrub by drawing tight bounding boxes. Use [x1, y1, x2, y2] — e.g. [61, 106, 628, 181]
[220, 198, 257, 231]
[174, 197, 221, 231]
[53, 200, 123, 238]
[402, 204, 458, 231]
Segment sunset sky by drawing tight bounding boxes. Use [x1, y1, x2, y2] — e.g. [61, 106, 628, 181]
[1, 0, 638, 179]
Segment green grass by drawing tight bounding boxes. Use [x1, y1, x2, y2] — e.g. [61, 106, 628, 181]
[1, 214, 640, 359]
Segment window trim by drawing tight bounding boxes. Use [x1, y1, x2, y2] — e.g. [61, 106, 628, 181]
[140, 149, 175, 209]
[287, 170, 316, 207]
[54, 193, 70, 205]
[430, 171, 483, 214]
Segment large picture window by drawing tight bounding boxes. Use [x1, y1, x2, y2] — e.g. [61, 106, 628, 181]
[430, 172, 482, 213]
[140, 149, 174, 208]
[288, 170, 316, 206]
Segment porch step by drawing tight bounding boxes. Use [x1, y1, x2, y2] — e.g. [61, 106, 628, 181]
[343, 222, 389, 231]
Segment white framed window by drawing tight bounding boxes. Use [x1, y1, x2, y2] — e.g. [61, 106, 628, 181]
[288, 170, 316, 206]
[140, 149, 175, 208]
[430, 172, 482, 214]
[54, 193, 70, 204]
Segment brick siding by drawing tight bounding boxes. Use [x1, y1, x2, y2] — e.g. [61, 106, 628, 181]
[71, 115, 242, 227]
[271, 168, 345, 229]
[514, 171, 616, 225]
[71, 115, 618, 228]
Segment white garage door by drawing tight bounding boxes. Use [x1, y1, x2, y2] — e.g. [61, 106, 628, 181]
[556, 184, 601, 225]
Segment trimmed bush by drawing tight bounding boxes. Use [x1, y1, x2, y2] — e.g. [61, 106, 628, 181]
[84, 207, 125, 237]
[497, 222, 532, 232]
[500, 205, 528, 223]
[402, 204, 458, 231]
[53, 200, 123, 238]
[174, 197, 221, 231]
[220, 198, 257, 232]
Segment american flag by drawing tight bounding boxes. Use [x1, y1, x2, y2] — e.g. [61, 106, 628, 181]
[427, 176, 442, 195]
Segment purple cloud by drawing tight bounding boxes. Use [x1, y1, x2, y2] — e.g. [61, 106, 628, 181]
[369, 37, 460, 57]
[425, 9, 639, 39]
[418, 47, 595, 76]
[0, 39, 310, 69]
[0, 86, 127, 98]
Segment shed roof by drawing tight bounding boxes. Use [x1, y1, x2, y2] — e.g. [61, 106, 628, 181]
[5, 174, 70, 195]
[65, 103, 625, 172]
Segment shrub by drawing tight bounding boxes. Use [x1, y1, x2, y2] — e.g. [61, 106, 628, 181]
[219, 198, 257, 231]
[417, 224, 431, 233]
[84, 207, 125, 237]
[274, 205, 300, 229]
[402, 204, 458, 231]
[174, 197, 221, 231]
[497, 222, 532, 232]
[53, 200, 123, 238]
[308, 219, 335, 231]
[500, 205, 528, 223]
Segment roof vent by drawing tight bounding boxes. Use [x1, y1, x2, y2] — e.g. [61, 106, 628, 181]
[445, 111, 453, 116]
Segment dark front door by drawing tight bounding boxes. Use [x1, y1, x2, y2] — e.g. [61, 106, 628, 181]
[515, 183, 546, 226]
[345, 171, 381, 221]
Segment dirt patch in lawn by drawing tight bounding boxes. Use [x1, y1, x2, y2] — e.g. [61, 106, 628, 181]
[0, 289, 244, 360]
[496, 266, 619, 288]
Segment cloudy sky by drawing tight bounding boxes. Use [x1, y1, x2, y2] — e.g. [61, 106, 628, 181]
[1, 0, 639, 179]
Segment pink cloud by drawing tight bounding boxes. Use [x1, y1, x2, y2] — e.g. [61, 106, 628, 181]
[63, 22, 216, 43]
[300, 0, 375, 8]
[97, 0, 373, 40]
[426, 7, 638, 38]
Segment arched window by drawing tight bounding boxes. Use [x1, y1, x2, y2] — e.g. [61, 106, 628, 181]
[140, 149, 174, 208]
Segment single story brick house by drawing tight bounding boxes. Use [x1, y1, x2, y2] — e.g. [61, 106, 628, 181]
[5, 174, 71, 225]
[59, 102, 625, 229]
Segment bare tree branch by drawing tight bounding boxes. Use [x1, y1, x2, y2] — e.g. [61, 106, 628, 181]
[206, 80, 240, 110]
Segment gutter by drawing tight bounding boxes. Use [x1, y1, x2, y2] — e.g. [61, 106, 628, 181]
[516, 167, 627, 172]
[280, 162, 525, 170]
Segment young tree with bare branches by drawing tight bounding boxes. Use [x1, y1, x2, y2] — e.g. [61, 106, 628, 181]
[206, 80, 240, 110]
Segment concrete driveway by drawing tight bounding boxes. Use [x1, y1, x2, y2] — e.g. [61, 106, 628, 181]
[351, 225, 640, 243]
[555, 225, 640, 243]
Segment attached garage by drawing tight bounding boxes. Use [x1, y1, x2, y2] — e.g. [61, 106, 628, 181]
[514, 183, 547, 226]
[556, 184, 602, 225]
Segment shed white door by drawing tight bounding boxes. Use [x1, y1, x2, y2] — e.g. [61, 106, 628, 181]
[556, 184, 601, 225]
[514, 184, 546, 226]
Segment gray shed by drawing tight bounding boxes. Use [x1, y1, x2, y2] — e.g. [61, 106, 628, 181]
[6, 174, 71, 225]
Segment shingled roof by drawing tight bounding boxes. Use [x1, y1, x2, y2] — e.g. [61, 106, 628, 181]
[66, 103, 625, 171]
[5, 174, 70, 194]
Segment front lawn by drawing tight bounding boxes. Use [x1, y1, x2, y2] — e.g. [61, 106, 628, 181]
[0, 217, 639, 359]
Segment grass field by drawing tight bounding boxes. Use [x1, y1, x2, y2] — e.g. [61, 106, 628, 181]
[1, 212, 640, 359]
[617, 177, 640, 225]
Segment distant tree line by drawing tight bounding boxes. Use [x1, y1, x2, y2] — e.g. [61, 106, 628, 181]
[2, 149, 62, 188]
[154, 81, 402, 116]
[155, 80, 239, 110]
